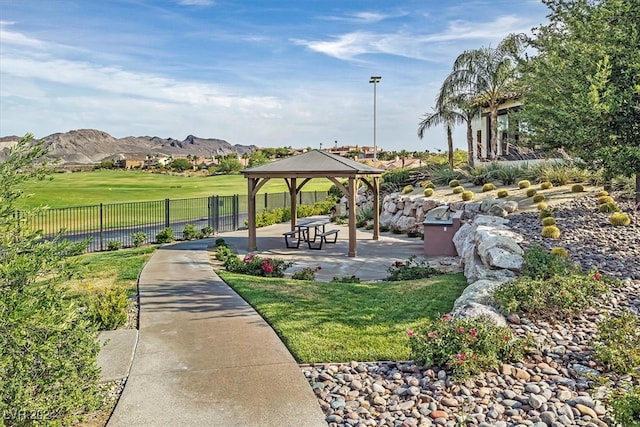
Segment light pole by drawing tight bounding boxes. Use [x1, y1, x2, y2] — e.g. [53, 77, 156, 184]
[369, 76, 381, 165]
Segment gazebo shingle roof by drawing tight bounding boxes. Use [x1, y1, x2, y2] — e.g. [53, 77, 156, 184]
[241, 150, 383, 176]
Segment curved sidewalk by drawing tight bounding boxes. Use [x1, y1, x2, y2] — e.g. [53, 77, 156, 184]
[108, 239, 326, 427]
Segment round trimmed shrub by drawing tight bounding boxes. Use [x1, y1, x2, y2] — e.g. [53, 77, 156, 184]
[402, 185, 414, 194]
[537, 202, 548, 211]
[542, 217, 557, 226]
[423, 188, 434, 197]
[526, 188, 537, 197]
[610, 212, 631, 226]
[518, 180, 531, 189]
[541, 225, 561, 239]
[532, 194, 546, 203]
[461, 190, 474, 201]
[422, 180, 436, 189]
[571, 184, 584, 192]
[550, 247, 569, 258]
[482, 183, 497, 192]
[599, 202, 620, 213]
[540, 181, 553, 190]
[497, 189, 509, 198]
[597, 190, 609, 197]
[539, 209, 554, 219]
[598, 195, 615, 205]
[449, 179, 460, 188]
[452, 185, 465, 194]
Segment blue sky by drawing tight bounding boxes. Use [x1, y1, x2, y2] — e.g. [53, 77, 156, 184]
[0, 0, 549, 152]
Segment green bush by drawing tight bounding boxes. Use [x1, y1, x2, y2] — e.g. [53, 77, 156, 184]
[541, 225, 561, 239]
[537, 202, 548, 211]
[330, 275, 361, 283]
[518, 180, 531, 189]
[131, 231, 147, 247]
[224, 253, 292, 278]
[421, 180, 436, 189]
[408, 314, 528, 378]
[215, 244, 233, 261]
[540, 181, 553, 190]
[592, 309, 640, 374]
[452, 185, 465, 194]
[599, 202, 620, 213]
[382, 168, 411, 186]
[597, 190, 609, 197]
[539, 208, 557, 219]
[215, 238, 227, 247]
[183, 223, 200, 240]
[107, 240, 121, 251]
[461, 190, 474, 201]
[598, 195, 615, 205]
[521, 245, 577, 280]
[494, 165, 522, 185]
[449, 179, 460, 188]
[156, 227, 174, 243]
[497, 189, 509, 198]
[387, 256, 438, 281]
[465, 166, 492, 186]
[541, 217, 557, 226]
[571, 183, 584, 192]
[610, 386, 640, 427]
[88, 287, 129, 330]
[424, 188, 434, 197]
[526, 188, 537, 197]
[291, 266, 321, 280]
[610, 212, 631, 226]
[550, 247, 568, 258]
[201, 226, 214, 237]
[482, 183, 497, 192]
[402, 185, 414, 194]
[532, 194, 546, 203]
[493, 271, 610, 320]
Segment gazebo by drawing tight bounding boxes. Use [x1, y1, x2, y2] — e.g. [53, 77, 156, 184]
[241, 150, 384, 257]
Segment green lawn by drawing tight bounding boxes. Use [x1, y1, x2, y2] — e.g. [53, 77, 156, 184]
[19, 170, 332, 208]
[218, 272, 468, 363]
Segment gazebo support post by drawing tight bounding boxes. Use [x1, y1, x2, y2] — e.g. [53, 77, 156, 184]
[348, 176, 357, 257]
[247, 177, 257, 251]
[373, 176, 380, 240]
[288, 178, 297, 232]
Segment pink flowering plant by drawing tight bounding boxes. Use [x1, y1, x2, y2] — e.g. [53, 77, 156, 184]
[407, 313, 529, 378]
[221, 252, 292, 277]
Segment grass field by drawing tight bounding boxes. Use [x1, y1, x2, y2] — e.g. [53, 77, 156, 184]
[218, 271, 467, 363]
[19, 170, 333, 208]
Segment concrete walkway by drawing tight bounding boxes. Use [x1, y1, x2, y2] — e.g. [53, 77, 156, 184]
[107, 238, 327, 427]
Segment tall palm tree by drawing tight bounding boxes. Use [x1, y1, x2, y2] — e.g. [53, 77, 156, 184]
[418, 94, 463, 170]
[443, 34, 525, 160]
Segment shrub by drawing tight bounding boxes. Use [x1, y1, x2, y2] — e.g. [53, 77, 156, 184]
[482, 183, 497, 192]
[465, 166, 492, 185]
[550, 247, 568, 258]
[331, 275, 361, 283]
[224, 253, 292, 278]
[452, 185, 465, 194]
[521, 245, 577, 280]
[518, 180, 531, 189]
[537, 202, 548, 211]
[532, 194, 546, 203]
[215, 244, 233, 261]
[493, 271, 610, 320]
[610, 386, 640, 427]
[541, 225, 561, 239]
[215, 238, 227, 247]
[540, 181, 553, 190]
[156, 227, 174, 243]
[201, 226, 214, 237]
[494, 165, 522, 185]
[597, 190, 609, 197]
[183, 223, 200, 240]
[408, 314, 528, 378]
[291, 266, 322, 281]
[423, 188, 434, 197]
[542, 217, 557, 226]
[610, 212, 631, 226]
[497, 189, 509, 198]
[422, 180, 436, 189]
[382, 168, 411, 186]
[571, 184, 584, 192]
[387, 256, 438, 281]
[539, 208, 557, 219]
[449, 179, 460, 187]
[402, 185, 414, 194]
[599, 202, 620, 213]
[526, 188, 537, 197]
[592, 309, 640, 374]
[598, 195, 615, 205]
[107, 240, 121, 251]
[88, 287, 129, 330]
[461, 190, 474, 201]
[131, 231, 147, 247]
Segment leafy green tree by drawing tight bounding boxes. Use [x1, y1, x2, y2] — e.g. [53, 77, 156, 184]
[215, 157, 243, 174]
[519, 0, 640, 205]
[168, 157, 193, 172]
[248, 150, 270, 167]
[0, 134, 102, 424]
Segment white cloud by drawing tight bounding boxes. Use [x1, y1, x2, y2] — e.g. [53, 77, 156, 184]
[177, 0, 215, 6]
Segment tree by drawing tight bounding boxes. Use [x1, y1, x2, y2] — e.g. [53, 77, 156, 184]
[418, 93, 464, 170]
[215, 157, 243, 174]
[0, 135, 102, 423]
[248, 150, 270, 168]
[518, 0, 640, 206]
[443, 34, 525, 160]
[169, 157, 192, 172]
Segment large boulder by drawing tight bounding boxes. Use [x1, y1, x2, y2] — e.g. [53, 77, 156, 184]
[451, 302, 507, 327]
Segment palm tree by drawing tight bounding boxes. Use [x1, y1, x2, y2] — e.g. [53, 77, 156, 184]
[418, 95, 463, 170]
[442, 34, 525, 160]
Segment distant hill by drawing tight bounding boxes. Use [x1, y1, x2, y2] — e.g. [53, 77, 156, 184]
[0, 129, 258, 165]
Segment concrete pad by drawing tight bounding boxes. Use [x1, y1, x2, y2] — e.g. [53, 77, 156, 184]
[97, 329, 138, 382]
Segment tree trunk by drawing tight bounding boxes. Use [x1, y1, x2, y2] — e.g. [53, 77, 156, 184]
[447, 123, 454, 170]
[466, 121, 474, 168]
[490, 106, 499, 160]
[636, 172, 640, 211]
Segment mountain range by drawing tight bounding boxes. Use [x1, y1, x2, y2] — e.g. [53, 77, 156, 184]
[0, 129, 257, 165]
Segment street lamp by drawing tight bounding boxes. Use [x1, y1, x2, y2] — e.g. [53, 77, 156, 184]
[369, 76, 381, 165]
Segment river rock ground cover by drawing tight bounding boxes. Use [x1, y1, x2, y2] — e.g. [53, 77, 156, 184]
[303, 193, 639, 427]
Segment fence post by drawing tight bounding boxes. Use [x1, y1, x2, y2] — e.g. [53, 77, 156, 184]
[213, 196, 220, 232]
[232, 194, 238, 230]
[99, 203, 104, 251]
[208, 196, 214, 229]
[264, 193, 268, 210]
[164, 199, 170, 229]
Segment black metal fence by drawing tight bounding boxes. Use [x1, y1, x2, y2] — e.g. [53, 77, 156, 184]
[27, 190, 329, 252]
